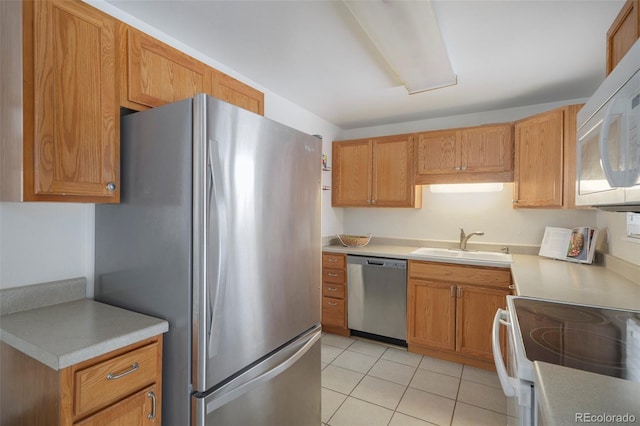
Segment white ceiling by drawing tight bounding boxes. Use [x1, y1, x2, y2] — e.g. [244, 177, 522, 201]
[106, 0, 624, 130]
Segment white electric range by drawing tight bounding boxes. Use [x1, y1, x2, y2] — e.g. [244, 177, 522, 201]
[493, 296, 640, 426]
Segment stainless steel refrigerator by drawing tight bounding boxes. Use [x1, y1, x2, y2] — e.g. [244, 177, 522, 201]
[95, 94, 322, 426]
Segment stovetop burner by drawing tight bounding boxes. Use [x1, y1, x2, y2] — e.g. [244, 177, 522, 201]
[513, 298, 640, 381]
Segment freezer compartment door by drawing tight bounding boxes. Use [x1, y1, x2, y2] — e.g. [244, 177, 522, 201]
[193, 327, 321, 426]
[192, 95, 321, 391]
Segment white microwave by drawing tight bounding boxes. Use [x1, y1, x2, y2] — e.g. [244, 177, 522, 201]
[577, 40, 640, 211]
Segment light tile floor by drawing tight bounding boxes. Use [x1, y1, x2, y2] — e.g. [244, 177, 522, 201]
[321, 333, 515, 426]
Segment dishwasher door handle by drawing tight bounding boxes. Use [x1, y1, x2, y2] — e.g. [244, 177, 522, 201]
[366, 260, 385, 266]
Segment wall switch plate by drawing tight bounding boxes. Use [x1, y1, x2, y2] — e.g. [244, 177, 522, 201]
[627, 213, 640, 239]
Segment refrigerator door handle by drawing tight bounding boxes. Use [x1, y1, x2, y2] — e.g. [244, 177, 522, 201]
[204, 328, 321, 415]
[207, 138, 228, 359]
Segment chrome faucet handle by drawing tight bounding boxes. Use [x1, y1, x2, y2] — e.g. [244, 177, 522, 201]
[459, 228, 466, 239]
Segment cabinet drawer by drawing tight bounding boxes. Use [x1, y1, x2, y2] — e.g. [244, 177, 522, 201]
[322, 283, 345, 299]
[74, 342, 159, 417]
[322, 297, 346, 328]
[323, 268, 346, 284]
[322, 253, 346, 269]
[409, 261, 511, 288]
[75, 384, 159, 425]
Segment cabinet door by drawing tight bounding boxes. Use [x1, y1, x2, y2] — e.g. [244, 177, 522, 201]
[407, 279, 456, 351]
[513, 109, 564, 207]
[26, 0, 119, 202]
[456, 285, 509, 361]
[125, 27, 211, 109]
[332, 139, 372, 207]
[211, 69, 264, 115]
[607, 0, 640, 74]
[372, 134, 419, 207]
[75, 385, 159, 426]
[460, 124, 513, 174]
[415, 130, 459, 176]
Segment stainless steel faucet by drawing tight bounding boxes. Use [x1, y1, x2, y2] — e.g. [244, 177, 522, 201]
[459, 228, 484, 250]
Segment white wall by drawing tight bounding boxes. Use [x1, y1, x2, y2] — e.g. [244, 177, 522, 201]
[339, 98, 587, 140]
[343, 184, 597, 247]
[1, 2, 343, 293]
[0, 203, 94, 291]
[337, 99, 640, 266]
[597, 211, 640, 266]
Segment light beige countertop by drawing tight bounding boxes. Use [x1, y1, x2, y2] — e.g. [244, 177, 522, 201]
[323, 244, 416, 259]
[324, 241, 640, 423]
[534, 362, 640, 426]
[510, 254, 640, 311]
[0, 299, 168, 370]
[323, 243, 640, 310]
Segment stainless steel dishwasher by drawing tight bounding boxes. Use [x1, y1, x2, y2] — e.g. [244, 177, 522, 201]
[347, 255, 407, 345]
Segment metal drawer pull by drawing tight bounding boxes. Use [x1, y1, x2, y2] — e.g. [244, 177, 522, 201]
[147, 391, 157, 419]
[508, 285, 515, 290]
[327, 258, 338, 262]
[106, 362, 139, 380]
[327, 287, 338, 291]
[327, 272, 339, 277]
[328, 301, 337, 306]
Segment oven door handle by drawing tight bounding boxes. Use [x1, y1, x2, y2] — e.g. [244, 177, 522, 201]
[492, 309, 518, 397]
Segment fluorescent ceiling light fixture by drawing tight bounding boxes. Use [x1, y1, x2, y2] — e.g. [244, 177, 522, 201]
[343, 0, 456, 94]
[430, 183, 504, 193]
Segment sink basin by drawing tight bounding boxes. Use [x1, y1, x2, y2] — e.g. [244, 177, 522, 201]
[409, 247, 513, 267]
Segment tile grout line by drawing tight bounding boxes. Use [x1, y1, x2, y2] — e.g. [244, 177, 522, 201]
[322, 336, 509, 425]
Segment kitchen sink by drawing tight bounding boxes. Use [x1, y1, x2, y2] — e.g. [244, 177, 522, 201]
[409, 247, 513, 267]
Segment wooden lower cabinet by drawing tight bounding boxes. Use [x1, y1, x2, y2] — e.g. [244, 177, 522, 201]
[0, 335, 163, 425]
[407, 260, 510, 370]
[456, 285, 510, 361]
[407, 280, 456, 351]
[321, 252, 350, 336]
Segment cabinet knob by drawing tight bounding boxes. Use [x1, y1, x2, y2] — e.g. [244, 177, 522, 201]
[106, 182, 117, 192]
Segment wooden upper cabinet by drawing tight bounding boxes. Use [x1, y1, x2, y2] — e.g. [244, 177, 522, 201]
[372, 135, 420, 207]
[211, 69, 265, 115]
[415, 123, 513, 184]
[121, 26, 212, 110]
[514, 108, 564, 207]
[24, 0, 119, 202]
[415, 130, 458, 176]
[332, 135, 421, 208]
[607, 0, 640, 75]
[513, 105, 581, 209]
[460, 124, 513, 175]
[332, 139, 372, 207]
[121, 26, 264, 115]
